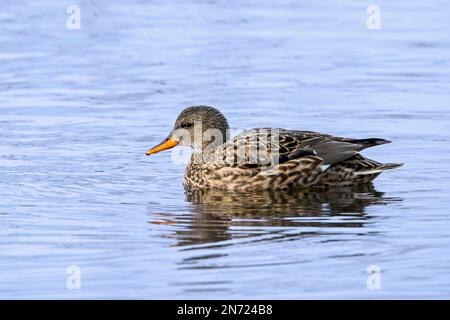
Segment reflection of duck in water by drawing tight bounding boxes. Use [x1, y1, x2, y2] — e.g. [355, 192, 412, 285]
[151, 184, 401, 247]
[146, 106, 402, 191]
[185, 183, 395, 217]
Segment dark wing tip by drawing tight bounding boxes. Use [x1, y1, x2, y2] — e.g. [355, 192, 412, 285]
[376, 138, 392, 145]
[351, 138, 392, 150]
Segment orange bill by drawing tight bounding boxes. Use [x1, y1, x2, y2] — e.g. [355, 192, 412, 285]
[146, 138, 178, 155]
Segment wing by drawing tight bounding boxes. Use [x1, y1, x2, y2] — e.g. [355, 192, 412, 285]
[208, 128, 391, 167]
[277, 129, 391, 165]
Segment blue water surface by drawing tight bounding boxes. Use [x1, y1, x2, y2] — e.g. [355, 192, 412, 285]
[0, 0, 449, 299]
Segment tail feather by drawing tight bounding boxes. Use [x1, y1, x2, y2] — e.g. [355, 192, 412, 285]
[354, 162, 403, 176]
[380, 162, 403, 170]
[319, 154, 402, 186]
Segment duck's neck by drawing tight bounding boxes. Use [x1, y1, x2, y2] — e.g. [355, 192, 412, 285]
[190, 152, 206, 165]
[190, 144, 219, 165]
[190, 128, 230, 164]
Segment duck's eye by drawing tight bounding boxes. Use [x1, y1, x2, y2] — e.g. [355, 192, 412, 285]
[180, 122, 193, 129]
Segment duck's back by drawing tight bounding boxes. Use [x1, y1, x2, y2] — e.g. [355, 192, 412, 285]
[183, 128, 402, 191]
[211, 128, 391, 166]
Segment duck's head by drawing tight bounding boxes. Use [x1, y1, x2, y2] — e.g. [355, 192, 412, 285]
[146, 105, 230, 156]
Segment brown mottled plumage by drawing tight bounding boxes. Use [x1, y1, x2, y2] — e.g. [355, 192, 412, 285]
[146, 106, 402, 191]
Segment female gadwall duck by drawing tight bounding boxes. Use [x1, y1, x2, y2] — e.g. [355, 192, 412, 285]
[146, 106, 402, 191]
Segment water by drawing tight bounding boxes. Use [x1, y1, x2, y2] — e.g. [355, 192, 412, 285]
[1, 0, 449, 299]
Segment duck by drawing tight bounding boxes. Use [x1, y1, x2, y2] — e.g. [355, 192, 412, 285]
[146, 106, 402, 191]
